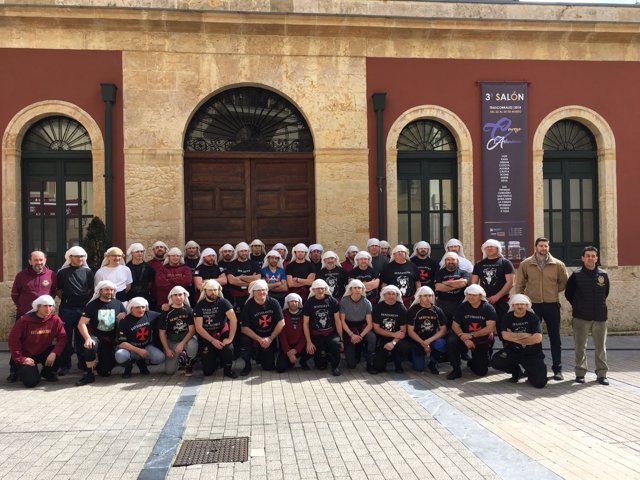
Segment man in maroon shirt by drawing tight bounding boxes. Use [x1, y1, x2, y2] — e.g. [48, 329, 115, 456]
[8, 295, 67, 388]
[276, 293, 309, 372]
[154, 248, 193, 311]
[8, 251, 57, 382]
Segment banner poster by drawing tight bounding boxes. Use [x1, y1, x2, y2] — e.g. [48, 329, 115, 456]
[481, 82, 529, 262]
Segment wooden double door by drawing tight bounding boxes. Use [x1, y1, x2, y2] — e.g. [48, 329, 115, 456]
[185, 152, 315, 250]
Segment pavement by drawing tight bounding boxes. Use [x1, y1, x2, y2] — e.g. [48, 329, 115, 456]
[0, 335, 639, 480]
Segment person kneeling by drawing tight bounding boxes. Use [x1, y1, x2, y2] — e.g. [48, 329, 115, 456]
[372, 285, 410, 373]
[115, 297, 165, 378]
[407, 286, 447, 374]
[491, 294, 548, 388]
[276, 293, 311, 372]
[159, 286, 198, 377]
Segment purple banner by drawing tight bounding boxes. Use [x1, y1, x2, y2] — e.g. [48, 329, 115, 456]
[481, 83, 529, 262]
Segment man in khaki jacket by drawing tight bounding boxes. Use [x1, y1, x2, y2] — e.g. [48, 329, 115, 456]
[515, 237, 568, 381]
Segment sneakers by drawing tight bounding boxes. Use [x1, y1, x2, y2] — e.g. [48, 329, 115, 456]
[223, 368, 238, 379]
[446, 368, 462, 380]
[428, 362, 439, 375]
[597, 377, 610, 386]
[41, 371, 58, 382]
[552, 371, 564, 381]
[575, 376, 586, 384]
[185, 365, 194, 377]
[332, 367, 342, 377]
[76, 371, 95, 386]
[6, 372, 18, 383]
[122, 365, 133, 379]
[240, 362, 252, 377]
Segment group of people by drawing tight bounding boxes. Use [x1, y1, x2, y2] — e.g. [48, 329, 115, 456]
[8, 236, 610, 389]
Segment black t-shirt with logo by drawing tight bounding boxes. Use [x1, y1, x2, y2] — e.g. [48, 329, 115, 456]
[381, 261, 420, 298]
[348, 266, 379, 301]
[317, 266, 348, 299]
[82, 298, 127, 341]
[227, 259, 260, 296]
[501, 310, 543, 354]
[193, 264, 224, 281]
[407, 304, 445, 340]
[434, 267, 470, 303]
[285, 261, 315, 280]
[373, 301, 407, 333]
[241, 297, 284, 337]
[453, 301, 497, 337]
[158, 305, 194, 342]
[302, 295, 339, 335]
[410, 256, 440, 289]
[194, 297, 234, 336]
[116, 311, 160, 348]
[472, 257, 515, 298]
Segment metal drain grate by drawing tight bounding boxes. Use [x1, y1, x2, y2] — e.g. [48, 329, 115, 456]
[173, 437, 249, 466]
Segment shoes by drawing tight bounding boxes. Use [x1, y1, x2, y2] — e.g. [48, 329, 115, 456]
[332, 367, 342, 376]
[57, 367, 70, 377]
[395, 364, 404, 374]
[575, 376, 585, 384]
[42, 371, 58, 382]
[366, 363, 378, 374]
[446, 368, 462, 380]
[122, 365, 133, 379]
[76, 371, 95, 386]
[137, 361, 150, 375]
[223, 368, 238, 379]
[428, 363, 439, 375]
[552, 371, 564, 381]
[185, 366, 194, 377]
[300, 359, 310, 371]
[6, 372, 18, 383]
[597, 377, 610, 386]
[240, 362, 252, 377]
[510, 367, 526, 383]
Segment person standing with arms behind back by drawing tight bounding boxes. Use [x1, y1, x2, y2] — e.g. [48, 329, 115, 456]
[565, 246, 610, 385]
[515, 237, 568, 381]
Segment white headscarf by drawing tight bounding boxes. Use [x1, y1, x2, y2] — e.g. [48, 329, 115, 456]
[163, 247, 185, 265]
[199, 279, 224, 302]
[444, 238, 467, 258]
[321, 251, 339, 269]
[126, 297, 149, 315]
[481, 239, 503, 259]
[379, 285, 402, 303]
[152, 241, 168, 251]
[410, 286, 435, 308]
[440, 251, 459, 266]
[90, 280, 117, 303]
[184, 240, 201, 258]
[391, 244, 410, 261]
[464, 284, 487, 302]
[126, 243, 145, 263]
[272, 243, 289, 262]
[291, 243, 310, 262]
[196, 248, 218, 268]
[508, 294, 534, 313]
[248, 279, 269, 300]
[354, 251, 373, 268]
[344, 245, 359, 263]
[410, 241, 431, 259]
[250, 239, 267, 257]
[309, 243, 324, 254]
[309, 279, 330, 299]
[100, 246, 126, 267]
[379, 240, 391, 251]
[344, 279, 366, 297]
[262, 250, 284, 270]
[284, 292, 303, 311]
[28, 294, 55, 314]
[59, 246, 90, 270]
[219, 244, 235, 260]
[232, 242, 250, 262]
[168, 285, 191, 307]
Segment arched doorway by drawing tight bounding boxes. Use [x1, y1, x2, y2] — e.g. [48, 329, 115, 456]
[183, 87, 315, 248]
[396, 119, 458, 259]
[21, 115, 94, 270]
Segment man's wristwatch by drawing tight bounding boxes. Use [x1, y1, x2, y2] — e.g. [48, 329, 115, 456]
[468, 332, 475, 338]
[392, 340, 397, 346]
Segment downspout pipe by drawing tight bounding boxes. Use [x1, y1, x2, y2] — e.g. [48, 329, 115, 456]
[372, 92, 387, 239]
[101, 83, 117, 246]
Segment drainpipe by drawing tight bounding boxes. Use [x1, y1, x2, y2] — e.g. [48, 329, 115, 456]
[101, 83, 117, 246]
[372, 92, 387, 239]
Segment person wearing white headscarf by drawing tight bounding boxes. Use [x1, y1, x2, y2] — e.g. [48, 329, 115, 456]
[379, 240, 391, 259]
[341, 245, 359, 273]
[367, 238, 389, 275]
[446, 284, 497, 380]
[286, 243, 315, 299]
[158, 286, 198, 376]
[272, 243, 290, 268]
[193, 279, 238, 378]
[434, 252, 470, 328]
[217, 243, 235, 268]
[339, 279, 376, 373]
[250, 239, 267, 266]
[125, 243, 154, 303]
[317, 251, 348, 300]
[348, 251, 380, 303]
[183, 240, 201, 271]
[308, 243, 324, 274]
[193, 248, 228, 296]
[410, 241, 440, 290]
[303, 279, 343, 376]
[407, 286, 447, 374]
[381, 245, 421, 309]
[148, 241, 169, 272]
[372, 285, 410, 373]
[8, 295, 67, 388]
[439, 238, 474, 273]
[56, 246, 94, 376]
[471, 239, 515, 336]
[153, 248, 193, 312]
[239, 280, 285, 376]
[226, 242, 261, 315]
[76, 280, 127, 386]
[275, 292, 310, 373]
[94, 247, 133, 302]
[490, 294, 547, 388]
[260, 250, 288, 306]
[114, 297, 165, 378]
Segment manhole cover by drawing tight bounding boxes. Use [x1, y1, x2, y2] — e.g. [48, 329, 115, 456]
[173, 437, 249, 466]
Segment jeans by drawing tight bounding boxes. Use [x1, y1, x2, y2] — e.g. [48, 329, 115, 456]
[411, 337, 447, 372]
[164, 337, 199, 374]
[114, 345, 165, 365]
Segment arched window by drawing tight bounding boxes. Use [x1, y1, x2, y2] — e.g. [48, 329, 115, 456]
[543, 120, 598, 265]
[22, 116, 93, 269]
[183, 87, 314, 248]
[396, 120, 457, 258]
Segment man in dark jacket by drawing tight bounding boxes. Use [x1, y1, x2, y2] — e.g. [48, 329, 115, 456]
[565, 246, 610, 385]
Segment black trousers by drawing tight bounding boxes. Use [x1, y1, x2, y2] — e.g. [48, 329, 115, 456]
[373, 338, 410, 372]
[533, 302, 562, 373]
[491, 347, 548, 388]
[275, 350, 311, 373]
[81, 335, 116, 376]
[15, 345, 61, 388]
[436, 299, 461, 329]
[200, 337, 234, 376]
[310, 333, 341, 370]
[446, 332, 491, 376]
[240, 334, 277, 371]
[343, 326, 376, 369]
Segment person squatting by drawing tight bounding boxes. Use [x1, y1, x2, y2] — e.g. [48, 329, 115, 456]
[8, 239, 609, 389]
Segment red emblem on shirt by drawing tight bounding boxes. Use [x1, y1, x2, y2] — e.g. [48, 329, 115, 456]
[469, 322, 481, 332]
[259, 314, 271, 328]
[419, 270, 430, 281]
[136, 327, 150, 341]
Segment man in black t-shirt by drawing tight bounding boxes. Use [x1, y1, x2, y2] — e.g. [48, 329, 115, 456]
[317, 251, 348, 300]
[76, 280, 127, 385]
[240, 280, 285, 376]
[158, 286, 198, 376]
[381, 245, 421, 309]
[226, 242, 261, 314]
[348, 251, 380, 303]
[410, 241, 440, 290]
[372, 285, 410, 373]
[435, 252, 469, 328]
[192, 248, 228, 298]
[286, 243, 316, 299]
[126, 243, 154, 303]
